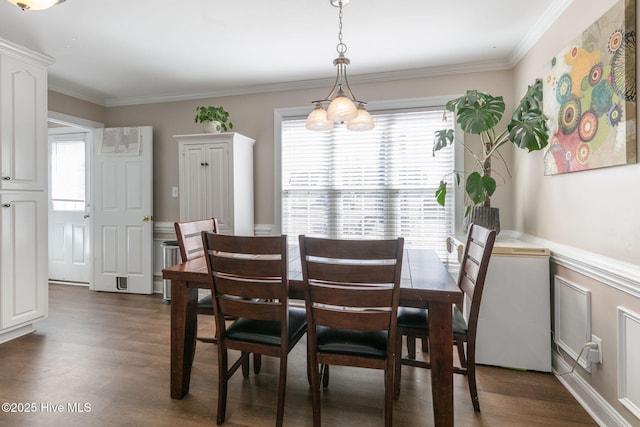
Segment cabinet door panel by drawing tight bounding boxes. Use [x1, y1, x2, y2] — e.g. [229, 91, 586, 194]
[0, 192, 47, 329]
[181, 145, 206, 221]
[205, 145, 230, 232]
[0, 55, 47, 191]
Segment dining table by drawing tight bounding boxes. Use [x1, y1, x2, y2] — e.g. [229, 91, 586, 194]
[163, 245, 462, 426]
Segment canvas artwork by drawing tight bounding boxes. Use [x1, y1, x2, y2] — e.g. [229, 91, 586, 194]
[543, 0, 636, 175]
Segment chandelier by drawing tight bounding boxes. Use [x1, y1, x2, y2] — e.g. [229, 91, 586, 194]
[306, 0, 374, 131]
[8, 0, 65, 10]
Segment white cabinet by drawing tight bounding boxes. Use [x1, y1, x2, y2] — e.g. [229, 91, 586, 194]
[1, 52, 48, 191]
[175, 132, 255, 235]
[0, 39, 51, 343]
[447, 232, 552, 372]
[0, 192, 47, 333]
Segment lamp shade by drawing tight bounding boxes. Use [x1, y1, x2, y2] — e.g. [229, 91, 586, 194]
[326, 96, 358, 123]
[347, 107, 375, 131]
[306, 105, 334, 131]
[8, 0, 64, 9]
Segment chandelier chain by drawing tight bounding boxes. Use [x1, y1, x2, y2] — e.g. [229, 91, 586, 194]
[336, 2, 347, 55]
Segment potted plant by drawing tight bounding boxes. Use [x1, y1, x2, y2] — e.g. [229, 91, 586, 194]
[433, 79, 549, 233]
[194, 105, 233, 133]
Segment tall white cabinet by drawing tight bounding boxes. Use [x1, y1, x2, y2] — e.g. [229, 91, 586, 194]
[175, 133, 255, 235]
[0, 40, 52, 343]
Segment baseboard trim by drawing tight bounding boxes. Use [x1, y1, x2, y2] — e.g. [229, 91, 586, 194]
[0, 324, 36, 344]
[553, 351, 631, 427]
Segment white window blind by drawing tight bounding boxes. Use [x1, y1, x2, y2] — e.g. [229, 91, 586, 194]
[281, 107, 455, 258]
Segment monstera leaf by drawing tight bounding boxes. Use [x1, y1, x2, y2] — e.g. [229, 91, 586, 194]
[508, 79, 549, 151]
[465, 172, 496, 206]
[433, 128, 454, 154]
[446, 90, 506, 135]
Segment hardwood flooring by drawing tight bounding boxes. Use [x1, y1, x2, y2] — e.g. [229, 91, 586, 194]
[0, 284, 597, 426]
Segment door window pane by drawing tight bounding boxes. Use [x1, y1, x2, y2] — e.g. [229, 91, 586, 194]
[51, 140, 85, 211]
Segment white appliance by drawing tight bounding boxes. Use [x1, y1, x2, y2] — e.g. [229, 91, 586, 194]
[447, 232, 551, 372]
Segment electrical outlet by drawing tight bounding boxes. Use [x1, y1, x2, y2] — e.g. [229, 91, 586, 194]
[590, 334, 603, 364]
[172, 187, 178, 198]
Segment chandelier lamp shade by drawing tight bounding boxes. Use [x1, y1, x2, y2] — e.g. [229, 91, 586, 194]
[306, 0, 374, 131]
[8, 0, 65, 10]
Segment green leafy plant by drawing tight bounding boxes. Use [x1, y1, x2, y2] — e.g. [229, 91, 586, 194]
[433, 79, 549, 216]
[194, 105, 233, 132]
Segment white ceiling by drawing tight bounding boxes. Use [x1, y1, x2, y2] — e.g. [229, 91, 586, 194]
[0, 0, 570, 107]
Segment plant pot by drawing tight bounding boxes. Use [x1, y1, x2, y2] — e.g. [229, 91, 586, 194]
[464, 206, 500, 234]
[203, 121, 221, 133]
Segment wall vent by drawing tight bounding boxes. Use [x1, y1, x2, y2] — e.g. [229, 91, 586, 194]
[554, 275, 592, 372]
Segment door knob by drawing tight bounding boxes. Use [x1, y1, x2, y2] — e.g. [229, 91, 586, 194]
[1, 176, 10, 180]
[2, 203, 10, 208]
[142, 215, 151, 222]
[83, 214, 90, 218]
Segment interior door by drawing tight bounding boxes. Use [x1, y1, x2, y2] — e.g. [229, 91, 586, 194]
[48, 131, 91, 283]
[92, 126, 153, 294]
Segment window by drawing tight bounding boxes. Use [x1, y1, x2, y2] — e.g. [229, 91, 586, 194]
[279, 104, 457, 258]
[50, 138, 86, 211]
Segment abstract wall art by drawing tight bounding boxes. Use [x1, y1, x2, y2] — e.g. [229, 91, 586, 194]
[543, 0, 636, 175]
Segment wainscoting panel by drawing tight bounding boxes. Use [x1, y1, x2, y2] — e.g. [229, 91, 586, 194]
[554, 275, 593, 372]
[618, 306, 640, 420]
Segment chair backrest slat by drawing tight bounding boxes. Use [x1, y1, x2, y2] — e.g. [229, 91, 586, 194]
[302, 237, 401, 260]
[214, 275, 282, 300]
[313, 306, 393, 331]
[306, 283, 395, 308]
[210, 256, 283, 279]
[218, 297, 281, 322]
[306, 262, 398, 284]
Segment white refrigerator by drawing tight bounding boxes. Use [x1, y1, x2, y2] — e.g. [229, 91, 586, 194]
[447, 233, 552, 372]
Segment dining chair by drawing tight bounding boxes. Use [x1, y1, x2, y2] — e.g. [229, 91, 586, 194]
[174, 218, 220, 344]
[202, 232, 307, 426]
[299, 235, 404, 427]
[393, 223, 496, 412]
[175, 218, 263, 374]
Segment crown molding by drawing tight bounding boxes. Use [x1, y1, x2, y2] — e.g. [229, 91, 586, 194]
[509, 0, 573, 64]
[0, 38, 54, 66]
[94, 59, 512, 107]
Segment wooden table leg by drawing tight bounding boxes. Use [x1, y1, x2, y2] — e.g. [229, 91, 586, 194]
[428, 301, 454, 426]
[170, 280, 198, 399]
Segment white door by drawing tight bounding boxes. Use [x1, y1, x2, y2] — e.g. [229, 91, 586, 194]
[92, 126, 153, 294]
[48, 131, 91, 283]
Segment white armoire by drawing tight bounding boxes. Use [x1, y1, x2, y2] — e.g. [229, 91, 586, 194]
[175, 132, 255, 235]
[0, 39, 52, 343]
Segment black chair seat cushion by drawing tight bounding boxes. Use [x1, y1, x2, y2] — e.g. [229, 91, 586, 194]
[397, 307, 427, 329]
[197, 294, 213, 312]
[316, 327, 388, 358]
[452, 305, 468, 335]
[397, 306, 468, 335]
[226, 307, 307, 351]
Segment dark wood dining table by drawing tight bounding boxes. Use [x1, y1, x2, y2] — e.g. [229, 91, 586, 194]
[163, 246, 461, 426]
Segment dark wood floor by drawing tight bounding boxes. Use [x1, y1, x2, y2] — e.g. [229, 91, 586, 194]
[0, 284, 596, 426]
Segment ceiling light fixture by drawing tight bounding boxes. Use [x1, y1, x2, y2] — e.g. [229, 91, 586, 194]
[306, 0, 374, 131]
[8, 0, 65, 10]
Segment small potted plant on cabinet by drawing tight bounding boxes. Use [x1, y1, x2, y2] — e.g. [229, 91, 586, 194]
[194, 105, 234, 133]
[433, 79, 549, 233]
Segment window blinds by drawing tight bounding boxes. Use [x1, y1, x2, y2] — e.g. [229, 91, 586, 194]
[281, 107, 455, 258]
